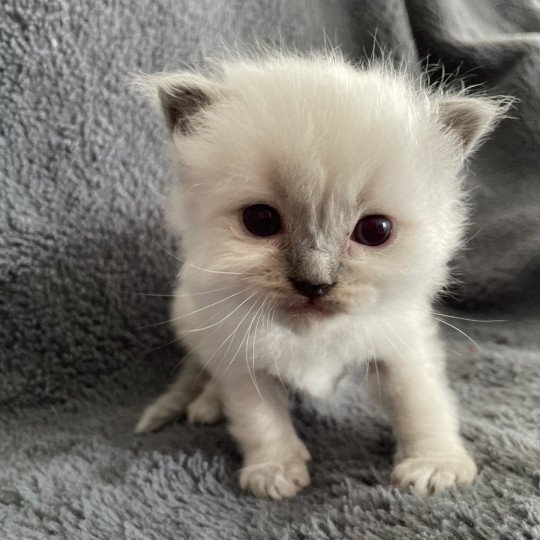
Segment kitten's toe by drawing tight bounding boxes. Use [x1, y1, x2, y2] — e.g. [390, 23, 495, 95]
[297, 444, 312, 462]
[391, 450, 477, 496]
[135, 394, 187, 433]
[135, 405, 171, 433]
[239, 459, 310, 499]
[187, 392, 223, 424]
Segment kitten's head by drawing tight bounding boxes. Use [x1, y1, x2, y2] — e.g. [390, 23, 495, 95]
[147, 55, 509, 329]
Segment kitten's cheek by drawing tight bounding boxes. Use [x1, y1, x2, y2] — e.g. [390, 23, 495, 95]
[339, 284, 379, 313]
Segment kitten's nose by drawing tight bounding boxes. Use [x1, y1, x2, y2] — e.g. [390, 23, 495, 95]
[290, 279, 335, 299]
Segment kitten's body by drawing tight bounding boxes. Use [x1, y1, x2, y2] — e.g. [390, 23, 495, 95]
[136, 54, 509, 499]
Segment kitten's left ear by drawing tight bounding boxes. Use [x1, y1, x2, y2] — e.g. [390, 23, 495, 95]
[143, 72, 221, 135]
[437, 95, 512, 158]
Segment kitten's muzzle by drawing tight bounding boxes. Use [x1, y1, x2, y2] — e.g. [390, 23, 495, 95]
[289, 278, 336, 299]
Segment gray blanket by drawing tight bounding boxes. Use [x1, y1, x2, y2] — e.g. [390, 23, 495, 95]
[1, 0, 539, 538]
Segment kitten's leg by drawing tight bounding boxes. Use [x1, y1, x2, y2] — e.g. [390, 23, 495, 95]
[135, 358, 209, 433]
[187, 379, 224, 424]
[369, 335, 476, 495]
[220, 372, 311, 499]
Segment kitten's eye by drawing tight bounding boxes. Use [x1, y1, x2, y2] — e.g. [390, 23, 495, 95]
[242, 204, 282, 237]
[352, 215, 392, 246]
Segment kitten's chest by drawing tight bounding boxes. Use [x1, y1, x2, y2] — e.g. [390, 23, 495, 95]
[259, 323, 368, 399]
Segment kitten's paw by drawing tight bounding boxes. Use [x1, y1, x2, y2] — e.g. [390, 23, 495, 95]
[187, 391, 223, 424]
[391, 451, 477, 496]
[240, 458, 310, 499]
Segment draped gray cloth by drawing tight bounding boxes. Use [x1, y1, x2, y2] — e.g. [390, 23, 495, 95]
[1, 1, 539, 538]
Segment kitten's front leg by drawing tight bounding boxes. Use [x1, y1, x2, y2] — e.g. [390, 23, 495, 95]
[371, 330, 476, 495]
[219, 372, 311, 499]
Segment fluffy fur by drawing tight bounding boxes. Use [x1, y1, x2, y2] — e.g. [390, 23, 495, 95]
[135, 53, 509, 499]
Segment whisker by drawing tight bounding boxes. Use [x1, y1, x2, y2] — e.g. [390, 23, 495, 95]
[181, 290, 260, 379]
[375, 320, 410, 367]
[120, 292, 177, 298]
[364, 326, 382, 406]
[432, 312, 505, 324]
[180, 304, 236, 334]
[260, 300, 287, 391]
[250, 295, 270, 400]
[372, 318, 414, 410]
[458, 228, 483, 249]
[244, 296, 268, 399]
[139, 288, 250, 328]
[432, 316, 482, 351]
[217, 295, 266, 381]
[357, 322, 373, 387]
[381, 319, 417, 358]
[392, 301, 492, 350]
[203, 293, 264, 383]
[166, 290, 259, 377]
[146, 300, 237, 356]
[145, 333, 185, 356]
[206, 299, 255, 379]
[268, 304, 287, 392]
[119, 286, 235, 298]
[372, 354, 383, 408]
[394, 300, 505, 324]
[142, 301, 237, 355]
[180, 296, 253, 334]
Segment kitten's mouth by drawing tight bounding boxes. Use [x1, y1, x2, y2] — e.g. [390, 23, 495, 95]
[283, 299, 338, 318]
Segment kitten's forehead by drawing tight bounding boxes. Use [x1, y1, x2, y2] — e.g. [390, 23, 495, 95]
[273, 159, 358, 232]
[181, 59, 437, 225]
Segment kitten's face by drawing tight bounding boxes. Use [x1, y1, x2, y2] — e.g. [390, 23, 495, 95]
[155, 58, 504, 328]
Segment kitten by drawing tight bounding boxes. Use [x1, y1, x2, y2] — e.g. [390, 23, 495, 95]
[135, 53, 509, 499]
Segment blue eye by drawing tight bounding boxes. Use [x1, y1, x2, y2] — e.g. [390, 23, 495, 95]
[243, 204, 282, 237]
[352, 215, 392, 246]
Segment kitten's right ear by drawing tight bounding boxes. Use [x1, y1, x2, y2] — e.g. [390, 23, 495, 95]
[144, 73, 219, 135]
[436, 95, 512, 158]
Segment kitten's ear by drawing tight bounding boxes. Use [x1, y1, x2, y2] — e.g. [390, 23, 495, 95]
[144, 72, 220, 135]
[437, 95, 512, 157]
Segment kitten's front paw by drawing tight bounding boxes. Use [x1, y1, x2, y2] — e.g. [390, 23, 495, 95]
[391, 451, 477, 496]
[240, 457, 310, 499]
[187, 391, 223, 424]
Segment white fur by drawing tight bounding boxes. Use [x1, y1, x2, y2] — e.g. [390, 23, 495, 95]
[136, 53, 509, 499]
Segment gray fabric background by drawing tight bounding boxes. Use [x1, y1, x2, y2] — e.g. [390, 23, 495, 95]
[1, 0, 539, 538]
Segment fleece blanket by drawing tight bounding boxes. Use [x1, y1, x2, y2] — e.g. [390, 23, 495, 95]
[1, 0, 539, 538]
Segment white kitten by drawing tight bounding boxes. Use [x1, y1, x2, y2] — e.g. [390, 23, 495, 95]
[135, 53, 509, 499]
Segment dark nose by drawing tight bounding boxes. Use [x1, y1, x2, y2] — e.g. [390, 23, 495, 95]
[290, 279, 335, 299]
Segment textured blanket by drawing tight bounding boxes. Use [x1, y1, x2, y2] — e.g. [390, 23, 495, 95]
[1, 0, 539, 538]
